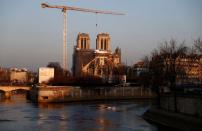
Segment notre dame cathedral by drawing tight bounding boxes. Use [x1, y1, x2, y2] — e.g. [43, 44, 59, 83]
[72, 33, 122, 82]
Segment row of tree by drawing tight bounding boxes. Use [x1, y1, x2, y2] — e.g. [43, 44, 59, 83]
[143, 38, 201, 86]
[138, 38, 202, 112]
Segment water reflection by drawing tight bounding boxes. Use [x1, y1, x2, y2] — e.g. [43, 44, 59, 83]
[38, 103, 65, 109]
[0, 94, 157, 131]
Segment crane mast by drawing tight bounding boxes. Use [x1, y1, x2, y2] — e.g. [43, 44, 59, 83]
[41, 3, 124, 71]
[62, 9, 67, 72]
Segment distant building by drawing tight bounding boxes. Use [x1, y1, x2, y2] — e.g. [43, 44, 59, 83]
[126, 60, 148, 82]
[72, 33, 122, 83]
[176, 55, 202, 84]
[10, 68, 28, 83]
[154, 55, 202, 85]
[1, 67, 37, 85]
[39, 67, 54, 84]
[133, 60, 148, 76]
[0, 67, 10, 84]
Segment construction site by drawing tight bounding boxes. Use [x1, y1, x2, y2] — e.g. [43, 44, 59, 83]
[40, 3, 125, 85]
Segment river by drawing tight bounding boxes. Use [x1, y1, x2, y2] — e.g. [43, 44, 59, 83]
[0, 94, 157, 131]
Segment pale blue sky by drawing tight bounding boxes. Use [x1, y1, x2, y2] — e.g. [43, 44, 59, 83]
[1, 0, 202, 71]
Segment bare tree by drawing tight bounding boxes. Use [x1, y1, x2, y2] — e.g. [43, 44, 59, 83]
[162, 40, 188, 112]
[160, 40, 187, 86]
[149, 39, 188, 112]
[149, 49, 164, 108]
[138, 56, 151, 88]
[142, 55, 150, 68]
[192, 38, 202, 84]
[194, 38, 202, 55]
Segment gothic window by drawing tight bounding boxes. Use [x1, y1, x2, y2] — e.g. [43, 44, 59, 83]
[104, 39, 107, 50]
[84, 38, 87, 49]
[81, 38, 83, 49]
[101, 39, 103, 49]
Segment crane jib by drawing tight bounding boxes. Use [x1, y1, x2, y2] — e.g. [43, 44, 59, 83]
[41, 3, 125, 15]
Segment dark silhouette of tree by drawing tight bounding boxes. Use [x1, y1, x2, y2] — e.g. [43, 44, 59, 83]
[0, 68, 10, 84]
[46, 62, 71, 85]
[191, 38, 202, 84]
[194, 38, 202, 55]
[159, 40, 187, 87]
[112, 64, 126, 83]
[149, 39, 188, 112]
[149, 49, 164, 108]
[138, 56, 151, 88]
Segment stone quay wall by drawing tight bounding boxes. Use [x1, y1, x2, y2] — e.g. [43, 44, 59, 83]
[29, 86, 155, 103]
[160, 93, 202, 117]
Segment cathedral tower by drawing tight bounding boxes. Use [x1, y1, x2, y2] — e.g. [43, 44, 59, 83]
[76, 33, 90, 50]
[96, 33, 110, 51]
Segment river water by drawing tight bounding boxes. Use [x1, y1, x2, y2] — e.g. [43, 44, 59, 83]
[0, 94, 157, 131]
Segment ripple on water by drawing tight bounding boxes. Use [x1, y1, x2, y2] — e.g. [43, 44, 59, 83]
[48, 115, 69, 121]
[0, 119, 16, 122]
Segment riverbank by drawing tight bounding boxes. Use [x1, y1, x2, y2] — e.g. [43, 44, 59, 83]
[143, 107, 202, 131]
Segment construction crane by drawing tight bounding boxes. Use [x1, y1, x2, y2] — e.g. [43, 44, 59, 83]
[41, 3, 124, 71]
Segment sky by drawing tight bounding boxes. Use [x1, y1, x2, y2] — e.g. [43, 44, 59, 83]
[1, 0, 202, 71]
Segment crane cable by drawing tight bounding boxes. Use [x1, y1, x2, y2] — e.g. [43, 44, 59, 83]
[96, 13, 98, 35]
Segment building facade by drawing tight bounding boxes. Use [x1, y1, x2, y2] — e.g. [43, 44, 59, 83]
[72, 33, 122, 82]
[38, 67, 54, 84]
[10, 68, 28, 83]
[0, 67, 10, 84]
[153, 55, 202, 85]
[175, 55, 202, 84]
